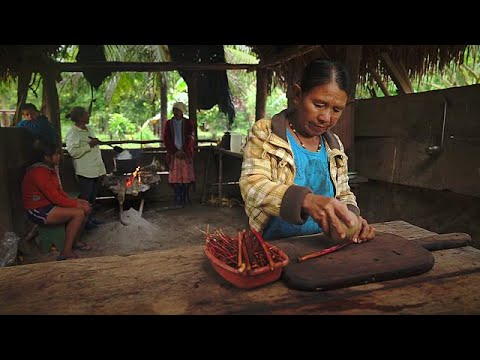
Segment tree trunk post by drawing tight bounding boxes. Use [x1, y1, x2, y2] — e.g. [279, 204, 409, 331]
[14, 70, 32, 125]
[160, 74, 168, 140]
[41, 68, 61, 145]
[255, 68, 268, 121]
[187, 72, 198, 146]
[338, 45, 362, 169]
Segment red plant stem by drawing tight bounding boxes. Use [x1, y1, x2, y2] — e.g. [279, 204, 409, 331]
[237, 231, 243, 269]
[246, 233, 260, 267]
[244, 232, 255, 269]
[251, 227, 275, 270]
[297, 243, 351, 263]
[241, 233, 252, 272]
[206, 241, 230, 255]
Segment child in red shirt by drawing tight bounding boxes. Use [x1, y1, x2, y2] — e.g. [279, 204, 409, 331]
[22, 141, 92, 260]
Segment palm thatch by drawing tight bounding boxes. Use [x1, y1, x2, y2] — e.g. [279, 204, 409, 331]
[250, 44, 475, 91]
[0, 44, 475, 91]
[359, 45, 473, 87]
[0, 45, 62, 80]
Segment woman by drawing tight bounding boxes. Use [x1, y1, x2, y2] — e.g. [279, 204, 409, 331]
[163, 102, 195, 206]
[239, 59, 375, 243]
[65, 106, 107, 229]
[21, 141, 92, 261]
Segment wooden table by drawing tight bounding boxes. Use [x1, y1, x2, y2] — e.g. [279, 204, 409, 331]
[201, 146, 243, 203]
[1, 221, 479, 314]
[200, 145, 368, 203]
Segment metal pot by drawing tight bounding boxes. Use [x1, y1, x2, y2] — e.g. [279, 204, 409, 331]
[113, 149, 147, 174]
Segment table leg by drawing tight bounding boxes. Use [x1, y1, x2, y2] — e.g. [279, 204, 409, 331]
[201, 146, 212, 204]
[218, 151, 223, 205]
[138, 198, 145, 217]
[119, 200, 128, 226]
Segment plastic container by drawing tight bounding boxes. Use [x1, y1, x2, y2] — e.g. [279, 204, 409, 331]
[230, 132, 243, 153]
[204, 245, 289, 289]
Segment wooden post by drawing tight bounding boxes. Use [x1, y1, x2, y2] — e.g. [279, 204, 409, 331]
[255, 68, 268, 121]
[344, 45, 363, 104]
[336, 45, 362, 169]
[14, 70, 32, 125]
[218, 150, 223, 202]
[160, 74, 168, 140]
[187, 72, 198, 146]
[41, 69, 61, 144]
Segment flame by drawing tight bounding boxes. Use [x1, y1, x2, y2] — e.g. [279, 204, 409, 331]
[126, 166, 141, 188]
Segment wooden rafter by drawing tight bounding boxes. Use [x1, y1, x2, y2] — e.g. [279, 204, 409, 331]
[258, 45, 327, 69]
[380, 53, 413, 94]
[54, 61, 256, 73]
[369, 66, 390, 96]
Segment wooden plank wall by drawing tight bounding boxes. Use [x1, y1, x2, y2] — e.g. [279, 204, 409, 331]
[354, 84, 480, 197]
[0, 128, 35, 238]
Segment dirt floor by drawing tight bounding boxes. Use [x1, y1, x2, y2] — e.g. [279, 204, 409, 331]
[15, 189, 480, 265]
[18, 201, 248, 265]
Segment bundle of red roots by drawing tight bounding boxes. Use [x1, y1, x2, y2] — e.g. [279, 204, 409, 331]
[204, 227, 288, 274]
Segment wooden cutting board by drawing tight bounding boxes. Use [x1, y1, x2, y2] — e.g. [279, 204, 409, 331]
[272, 232, 439, 291]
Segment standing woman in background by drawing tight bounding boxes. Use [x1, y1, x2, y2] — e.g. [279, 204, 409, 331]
[163, 102, 196, 206]
[65, 106, 106, 229]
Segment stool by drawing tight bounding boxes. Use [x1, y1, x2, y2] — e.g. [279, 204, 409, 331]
[35, 192, 80, 253]
[37, 224, 65, 253]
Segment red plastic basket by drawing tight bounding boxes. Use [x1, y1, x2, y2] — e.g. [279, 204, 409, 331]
[204, 244, 289, 289]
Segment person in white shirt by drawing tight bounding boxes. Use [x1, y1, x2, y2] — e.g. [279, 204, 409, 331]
[65, 106, 106, 229]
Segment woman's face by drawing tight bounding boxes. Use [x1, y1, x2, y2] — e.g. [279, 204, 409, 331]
[76, 112, 90, 125]
[292, 82, 348, 137]
[81, 112, 90, 125]
[173, 108, 183, 119]
[44, 151, 61, 166]
[22, 109, 38, 121]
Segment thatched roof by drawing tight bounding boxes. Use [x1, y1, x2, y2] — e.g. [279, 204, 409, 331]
[0, 44, 475, 90]
[250, 44, 474, 90]
[0, 45, 61, 80]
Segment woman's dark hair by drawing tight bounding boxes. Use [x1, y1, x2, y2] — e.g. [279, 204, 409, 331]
[300, 59, 351, 97]
[66, 106, 88, 122]
[20, 103, 39, 112]
[32, 139, 59, 163]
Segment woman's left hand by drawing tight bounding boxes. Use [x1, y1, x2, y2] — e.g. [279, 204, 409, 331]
[351, 216, 376, 243]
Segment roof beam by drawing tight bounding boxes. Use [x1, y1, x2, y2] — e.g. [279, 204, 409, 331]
[53, 61, 257, 73]
[258, 45, 326, 69]
[369, 66, 390, 96]
[379, 53, 413, 94]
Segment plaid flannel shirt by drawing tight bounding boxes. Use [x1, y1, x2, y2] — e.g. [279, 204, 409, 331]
[239, 111, 359, 233]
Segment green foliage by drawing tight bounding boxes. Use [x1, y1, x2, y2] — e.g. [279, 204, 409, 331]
[357, 48, 480, 99]
[198, 107, 228, 139]
[0, 80, 17, 109]
[138, 125, 157, 140]
[107, 113, 136, 139]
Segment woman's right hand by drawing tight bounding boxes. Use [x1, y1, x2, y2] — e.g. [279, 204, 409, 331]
[175, 150, 185, 159]
[301, 193, 357, 240]
[88, 137, 101, 147]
